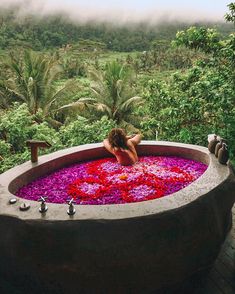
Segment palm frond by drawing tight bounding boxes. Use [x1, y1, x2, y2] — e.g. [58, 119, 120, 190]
[57, 100, 90, 112]
[119, 96, 143, 113]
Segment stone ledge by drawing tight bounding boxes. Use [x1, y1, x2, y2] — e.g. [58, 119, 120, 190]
[0, 141, 233, 221]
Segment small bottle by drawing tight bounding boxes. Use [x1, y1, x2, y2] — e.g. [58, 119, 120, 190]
[208, 134, 219, 154]
[218, 143, 229, 165]
[215, 138, 224, 158]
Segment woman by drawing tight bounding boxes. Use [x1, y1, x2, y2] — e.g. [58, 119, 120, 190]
[103, 128, 142, 166]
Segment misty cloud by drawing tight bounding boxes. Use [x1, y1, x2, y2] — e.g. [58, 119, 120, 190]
[0, 0, 225, 24]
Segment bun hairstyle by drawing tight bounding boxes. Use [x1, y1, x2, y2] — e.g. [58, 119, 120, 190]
[108, 128, 128, 149]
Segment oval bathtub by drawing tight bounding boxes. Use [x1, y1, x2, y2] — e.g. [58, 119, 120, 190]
[0, 141, 234, 294]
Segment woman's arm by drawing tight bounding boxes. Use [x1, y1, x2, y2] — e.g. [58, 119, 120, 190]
[103, 139, 114, 155]
[128, 134, 142, 146]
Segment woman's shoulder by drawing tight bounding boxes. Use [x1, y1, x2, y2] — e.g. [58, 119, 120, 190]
[127, 140, 135, 150]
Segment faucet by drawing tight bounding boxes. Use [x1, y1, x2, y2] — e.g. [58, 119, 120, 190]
[26, 140, 52, 163]
[39, 196, 48, 213]
[67, 198, 76, 215]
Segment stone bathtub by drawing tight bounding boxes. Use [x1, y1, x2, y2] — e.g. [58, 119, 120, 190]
[0, 141, 234, 293]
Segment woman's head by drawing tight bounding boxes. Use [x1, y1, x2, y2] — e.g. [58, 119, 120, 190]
[108, 128, 128, 149]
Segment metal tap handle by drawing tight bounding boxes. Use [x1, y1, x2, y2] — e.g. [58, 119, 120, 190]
[38, 196, 48, 203]
[67, 198, 76, 205]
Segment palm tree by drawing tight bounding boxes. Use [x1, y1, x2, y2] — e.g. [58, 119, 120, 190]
[60, 61, 143, 129]
[4, 50, 79, 126]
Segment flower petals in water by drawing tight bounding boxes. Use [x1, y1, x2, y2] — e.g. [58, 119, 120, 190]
[16, 156, 207, 205]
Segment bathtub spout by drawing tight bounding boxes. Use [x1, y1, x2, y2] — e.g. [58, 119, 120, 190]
[26, 140, 52, 163]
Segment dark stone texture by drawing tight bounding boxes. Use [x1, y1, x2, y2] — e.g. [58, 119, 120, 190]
[0, 141, 234, 293]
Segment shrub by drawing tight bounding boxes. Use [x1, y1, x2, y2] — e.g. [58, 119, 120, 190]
[60, 116, 116, 147]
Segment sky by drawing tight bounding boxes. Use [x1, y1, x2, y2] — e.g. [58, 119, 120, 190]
[0, 0, 232, 23]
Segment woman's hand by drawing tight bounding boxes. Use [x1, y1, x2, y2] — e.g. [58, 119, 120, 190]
[126, 134, 135, 139]
[128, 133, 142, 146]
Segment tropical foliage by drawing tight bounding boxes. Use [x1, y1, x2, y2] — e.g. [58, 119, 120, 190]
[61, 61, 143, 129]
[0, 103, 116, 173]
[0, 8, 233, 52]
[3, 50, 80, 127]
[0, 2, 235, 173]
[142, 4, 235, 159]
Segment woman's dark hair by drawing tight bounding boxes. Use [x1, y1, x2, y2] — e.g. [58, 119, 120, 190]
[108, 128, 128, 149]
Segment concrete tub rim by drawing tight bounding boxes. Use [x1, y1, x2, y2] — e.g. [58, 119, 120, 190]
[0, 141, 231, 221]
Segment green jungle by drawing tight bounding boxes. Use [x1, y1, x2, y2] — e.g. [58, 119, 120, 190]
[0, 3, 234, 173]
